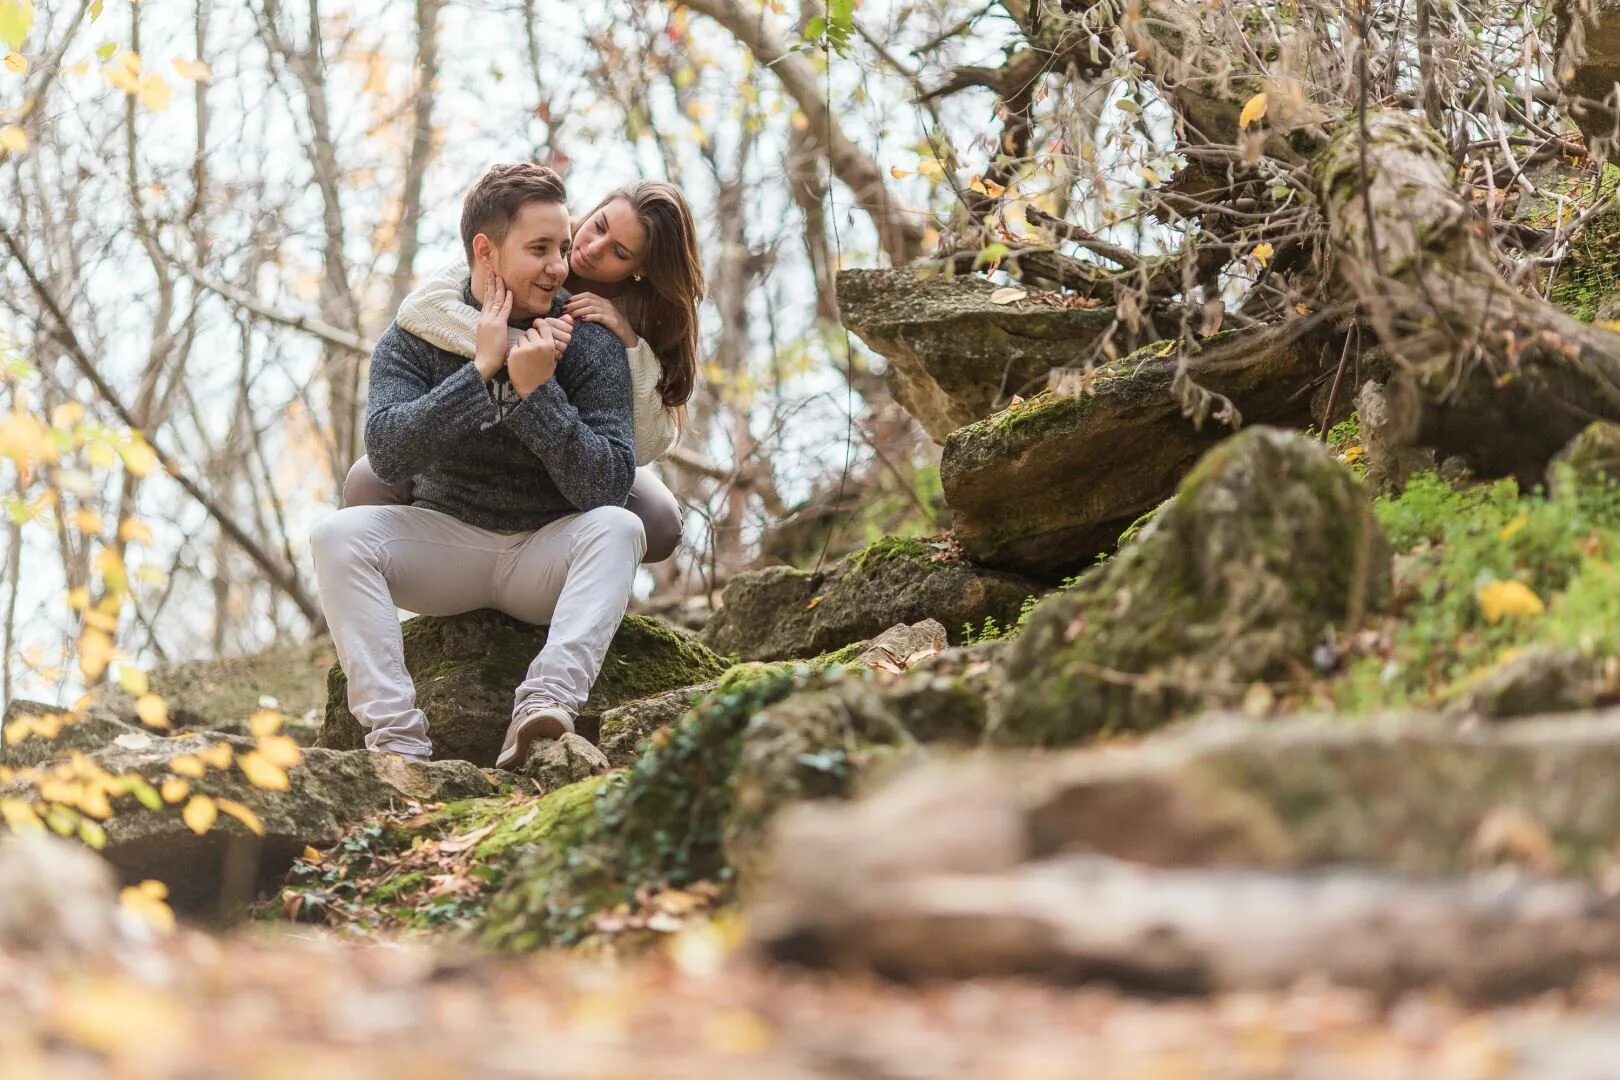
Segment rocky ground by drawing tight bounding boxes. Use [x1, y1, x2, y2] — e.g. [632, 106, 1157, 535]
[12, 267, 1620, 1073]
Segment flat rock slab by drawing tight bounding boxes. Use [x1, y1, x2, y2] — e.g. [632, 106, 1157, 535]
[0, 732, 493, 913]
[941, 332, 1324, 578]
[700, 538, 1038, 662]
[319, 611, 728, 766]
[837, 268, 1116, 441]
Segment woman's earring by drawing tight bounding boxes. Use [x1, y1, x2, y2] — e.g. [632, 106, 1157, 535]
[633, 272, 644, 282]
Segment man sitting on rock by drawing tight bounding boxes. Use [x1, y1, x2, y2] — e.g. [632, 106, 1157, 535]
[311, 163, 644, 767]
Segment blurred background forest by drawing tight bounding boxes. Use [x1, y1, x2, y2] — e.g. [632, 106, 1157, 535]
[0, 0, 1049, 706]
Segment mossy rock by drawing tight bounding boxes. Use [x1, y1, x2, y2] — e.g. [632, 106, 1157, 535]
[318, 611, 727, 766]
[699, 536, 1039, 661]
[83, 638, 334, 742]
[0, 733, 493, 913]
[481, 639, 1007, 949]
[836, 267, 1118, 440]
[1550, 420, 1620, 495]
[996, 427, 1391, 744]
[940, 331, 1324, 579]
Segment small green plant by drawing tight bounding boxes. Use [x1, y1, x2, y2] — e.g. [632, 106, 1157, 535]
[1334, 467, 1620, 709]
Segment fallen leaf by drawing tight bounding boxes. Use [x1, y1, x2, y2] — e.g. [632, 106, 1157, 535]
[436, 822, 496, 854]
[1477, 579, 1544, 625]
[1239, 92, 1268, 129]
[989, 287, 1028, 305]
[1251, 242, 1275, 267]
[168, 754, 205, 779]
[135, 693, 169, 729]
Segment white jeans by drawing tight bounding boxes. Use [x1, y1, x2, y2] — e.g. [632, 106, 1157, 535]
[310, 504, 646, 758]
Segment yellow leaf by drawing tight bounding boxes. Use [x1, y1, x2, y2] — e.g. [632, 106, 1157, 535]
[71, 507, 102, 533]
[116, 666, 148, 696]
[159, 777, 189, 804]
[237, 750, 289, 791]
[117, 517, 153, 545]
[889, 165, 910, 179]
[50, 401, 84, 428]
[968, 175, 988, 195]
[982, 178, 1006, 198]
[0, 796, 41, 832]
[1477, 579, 1544, 625]
[254, 734, 303, 770]
[77, 628, 114, 681]
[78, 817, 106, 849]
[1598, 319, 1620, 334]
[81, 609, 117, 633]
[66, 586, 89, 611]
[104, 63, 138, 95]
[181, 794, 216, 835]
[85, 439, 116, 468]
[302, 845, 323, 862]
[1239, 92, 1268, 130]
[119, 439, 157, 477]
[917, 159, 944, 179]
[1498, 513, 1529, 541]
[216, 797, 264, 836]
[248, 708, 283, 737]
[198, 742, 233, 769]
[704, 1009, 774, 1054]
[0, 124, 25, 152]
[95, 545, 127, 594]
[3, 52, 25, 74]
[134, 693, 169, 730]
[120, 879, 175, 932]
[168, 754, 205, 779]
[1251, 242, 1275, 267]
[136, 72, 169, 111]
[170, 57, 212, 83]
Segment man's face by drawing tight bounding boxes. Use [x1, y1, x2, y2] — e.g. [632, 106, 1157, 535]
[483, 199, 571, 319]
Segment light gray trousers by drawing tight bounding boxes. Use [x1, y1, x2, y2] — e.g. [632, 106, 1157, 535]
[310, 503, 646, 758]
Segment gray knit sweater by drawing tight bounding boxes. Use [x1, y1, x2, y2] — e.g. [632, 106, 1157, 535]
[363, 289, 635, 532]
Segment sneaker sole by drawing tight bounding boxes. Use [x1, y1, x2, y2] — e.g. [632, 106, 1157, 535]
[495, 710, 570, 769]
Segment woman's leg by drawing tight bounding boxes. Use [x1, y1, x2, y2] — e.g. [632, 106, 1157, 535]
[625, 466, 682, 564]
[343, 455, 414, 508]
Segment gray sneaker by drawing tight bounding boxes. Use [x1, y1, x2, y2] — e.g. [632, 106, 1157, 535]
[495, 703, 575, 769]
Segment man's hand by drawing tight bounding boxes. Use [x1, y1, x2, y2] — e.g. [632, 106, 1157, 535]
[474, 276, 514, 381]
[509, 314, 572, 397]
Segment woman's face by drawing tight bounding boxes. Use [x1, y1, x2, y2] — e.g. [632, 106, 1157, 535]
[569, 198, 648, 284]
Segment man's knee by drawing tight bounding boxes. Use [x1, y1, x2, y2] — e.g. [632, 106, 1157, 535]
[576, 505, 647, 557]
[311, 507, 375, 567]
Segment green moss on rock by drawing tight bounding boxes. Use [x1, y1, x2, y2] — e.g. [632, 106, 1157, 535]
[996, 427, 1391, 745]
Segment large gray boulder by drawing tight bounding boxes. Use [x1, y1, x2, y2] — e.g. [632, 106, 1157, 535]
[319, 611, 729, 764]
[997, 427, 1390, 744]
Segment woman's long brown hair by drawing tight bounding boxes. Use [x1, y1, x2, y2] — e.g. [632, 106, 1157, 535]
[578, 181, 703, 409]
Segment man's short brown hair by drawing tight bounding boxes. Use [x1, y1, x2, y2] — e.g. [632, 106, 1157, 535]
[460, 163, 568, 266]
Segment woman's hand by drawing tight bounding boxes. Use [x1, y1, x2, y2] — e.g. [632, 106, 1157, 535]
[474, 276, 514, 380]
[564, 291, 637, 348]
[510, 314, 572, 397]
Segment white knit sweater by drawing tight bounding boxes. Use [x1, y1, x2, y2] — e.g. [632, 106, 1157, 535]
[395, 262, 679, 467]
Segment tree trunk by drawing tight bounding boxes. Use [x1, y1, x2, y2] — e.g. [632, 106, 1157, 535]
[1318, 108, 1620, 480]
